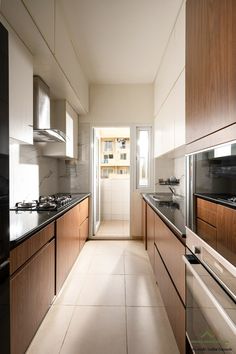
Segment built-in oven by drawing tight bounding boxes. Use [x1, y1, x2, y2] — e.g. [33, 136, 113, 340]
[184, 250, 236, 353]
[185, 141, 236, 353]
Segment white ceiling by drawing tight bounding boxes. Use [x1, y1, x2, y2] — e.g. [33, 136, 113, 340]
[60, 0, 183, 84]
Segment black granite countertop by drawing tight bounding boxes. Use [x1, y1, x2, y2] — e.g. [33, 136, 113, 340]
[10, 193, 90, 249]
[194, 193, 236, 209]
[143, 193, 186, 244]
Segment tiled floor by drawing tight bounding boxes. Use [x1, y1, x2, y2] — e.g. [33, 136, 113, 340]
[26, 240, 179, 354]
[95, 220, 130, 238]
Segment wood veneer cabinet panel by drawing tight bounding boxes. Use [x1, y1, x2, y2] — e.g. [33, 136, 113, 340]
[186, 0, 236, 144]
[79, 197, 89, 225]
[10, 222, 54, 275]
[11, 239, 55, 354]
[196, 198, 217, 227]
[196, 218, 217, 249]
[155, 213, 185, 303]
[154, 246, 185, 354]
[146, 204, 155, 268]
[56, 203, 80, 292]
[217, 204, 236, 267]
[142, 199, 147, 249]
[80, 217, 88, 251]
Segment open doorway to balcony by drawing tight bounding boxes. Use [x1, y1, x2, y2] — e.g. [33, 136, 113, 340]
[92, 127, 130, 239]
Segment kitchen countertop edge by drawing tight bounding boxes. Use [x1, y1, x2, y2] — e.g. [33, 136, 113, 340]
[10, 193, 91, 249]
[142, 193, 186, 245]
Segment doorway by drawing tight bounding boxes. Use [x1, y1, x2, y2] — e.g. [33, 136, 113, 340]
[93, 127, 130, 239]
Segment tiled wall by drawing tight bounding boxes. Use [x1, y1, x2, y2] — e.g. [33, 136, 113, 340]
[58, 122, 90, 193]
[101, 178, 130, 221]
[155, 155, 185, 197]
[10, 143, 59, 206]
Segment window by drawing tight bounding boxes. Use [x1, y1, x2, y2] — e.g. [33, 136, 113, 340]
[103, 140, 113, 152]
[120, 153, 127, 160]
[136, 127, 151, 188]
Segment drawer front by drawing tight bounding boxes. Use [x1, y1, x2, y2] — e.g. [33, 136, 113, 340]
[196, 218, 217, 249]
[11, 239, 55, 354]
[155, 213, 185, 303]
[79, 198, 89, 225]
[56, 207, 80, 293]
[154, 246, 185, 354]
[80, 217, 88, 251]
[196, 198, 217, 226]
[146, 204, 155, 268]
[10, 222, 55, 275]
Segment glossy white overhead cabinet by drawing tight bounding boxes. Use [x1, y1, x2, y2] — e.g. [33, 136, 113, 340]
[9, 31, 33, 144]
[42, 100, 78, 159]
[22, 0, 55, 52]
[154, 2, 185, 157]
[1, 0, 89, 114]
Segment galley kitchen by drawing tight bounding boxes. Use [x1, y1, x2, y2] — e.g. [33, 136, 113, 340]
[0, 1, 236, 354]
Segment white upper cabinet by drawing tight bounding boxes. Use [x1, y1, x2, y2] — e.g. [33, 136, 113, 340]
[174, 70, 185, 149]
[42, 100, 78, 159]
[22, 0, 55, 52]
[1, 0, 89, 114]
[154, 1, 185, 157]
[9, 31, 33, 144]
[154, 2, 185, 116]
[55, 3, 89, 113]
[154, 70, 185, 158]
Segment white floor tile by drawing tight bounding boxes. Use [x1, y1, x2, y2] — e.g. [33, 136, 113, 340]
[60, 307, 127, 354]
[77, 274, 125, 306]
[88, 253, 124, 274]
[124, 253, 153, 275]
[125, 275, 164, 307]
[54, 274, 86, 305]
[127, 307, 180, 354]
[26, 305, 74, 354]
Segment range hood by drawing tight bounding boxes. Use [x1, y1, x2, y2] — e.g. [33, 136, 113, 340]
[33, 76, 66, 142]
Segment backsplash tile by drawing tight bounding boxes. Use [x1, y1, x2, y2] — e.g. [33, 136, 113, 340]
[154, 155, 185, 197]
[10, 144, 58, 206]
[59, 122, 90, 193]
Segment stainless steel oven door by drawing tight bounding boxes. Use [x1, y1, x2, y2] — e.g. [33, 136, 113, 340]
[184, 253, 236, 353]
[186, 227, 236, 302]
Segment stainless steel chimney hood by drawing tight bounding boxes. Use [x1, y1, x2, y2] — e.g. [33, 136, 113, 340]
[33, 76, 66, 142]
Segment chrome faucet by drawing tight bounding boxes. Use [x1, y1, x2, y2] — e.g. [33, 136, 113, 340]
[169, 186, 176, 196]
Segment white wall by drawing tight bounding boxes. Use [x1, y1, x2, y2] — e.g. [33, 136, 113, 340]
[101, 178, 130, 221]
[154, 0, 185, 157]
[80, 84, 153, 125]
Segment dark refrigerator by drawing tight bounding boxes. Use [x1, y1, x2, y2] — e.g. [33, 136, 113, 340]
[0, 21, 10, 354]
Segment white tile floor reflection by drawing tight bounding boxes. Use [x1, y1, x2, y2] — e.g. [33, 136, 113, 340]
[26, 241, 179, 354]
[95, 220, 130, 238]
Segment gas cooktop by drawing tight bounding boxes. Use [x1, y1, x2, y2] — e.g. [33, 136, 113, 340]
[11, 193, 73, 211]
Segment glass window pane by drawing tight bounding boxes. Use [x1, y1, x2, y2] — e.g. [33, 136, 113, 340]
[136, 127, 151, 188]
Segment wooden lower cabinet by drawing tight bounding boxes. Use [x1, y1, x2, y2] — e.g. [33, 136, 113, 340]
[217, 204, 236, 267]
[56, 203, 80, 292]
[196, 197, 236, 267]
[56, 198, 89, 293]
[146, 204, 155, 268]
[154, 246, 185, 354]
[80, 217, 88, 250]
[155, 213, 185, 303]
[142, 199, 147, 249]
[10, 239, 55, 354]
